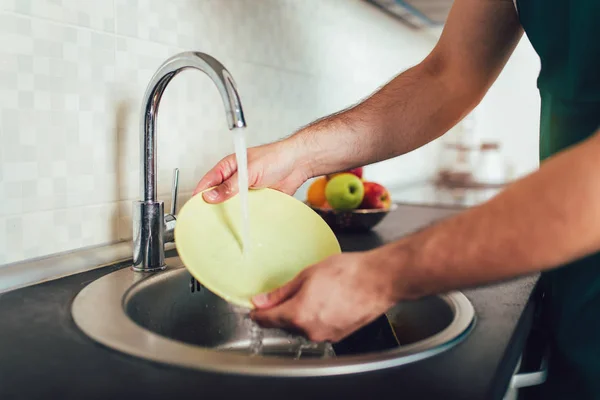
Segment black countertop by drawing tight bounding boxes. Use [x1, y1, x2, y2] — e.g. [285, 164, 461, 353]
[0, 204, 539, 400]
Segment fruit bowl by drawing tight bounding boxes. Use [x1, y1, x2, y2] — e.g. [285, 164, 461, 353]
[308, 203, 398, 233]
[306, 168, 395, 232]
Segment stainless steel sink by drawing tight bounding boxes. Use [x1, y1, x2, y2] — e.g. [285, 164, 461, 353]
[71, 255, 476, 376]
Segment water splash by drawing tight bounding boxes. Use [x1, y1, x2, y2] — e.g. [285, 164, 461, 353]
[294, 337, 319, 359]
[248, 319, 263, 356]
[322, 342, 335, 359]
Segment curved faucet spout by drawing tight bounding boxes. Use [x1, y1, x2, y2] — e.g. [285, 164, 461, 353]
[140, 51, 246, 202]
[133, 51, 247, 272]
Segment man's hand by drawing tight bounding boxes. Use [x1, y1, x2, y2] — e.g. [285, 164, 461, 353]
[193, 139, 311, 203]
[249, 252, 396, 342]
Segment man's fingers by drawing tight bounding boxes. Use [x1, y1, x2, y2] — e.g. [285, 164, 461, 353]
[201, 173, 239, 203]
[193, 154, 237, 197]
[252, 275, 305, 309]
[250, 299, 300, 331]
[250, 308, 292, 330]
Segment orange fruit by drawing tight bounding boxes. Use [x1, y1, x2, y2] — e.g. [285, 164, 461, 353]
[306, 176, 328, 207]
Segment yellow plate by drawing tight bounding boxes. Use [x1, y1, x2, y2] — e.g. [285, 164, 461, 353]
[174, 188, 341, 309]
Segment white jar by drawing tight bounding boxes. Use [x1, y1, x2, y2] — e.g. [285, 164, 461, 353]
[474, 142, 507, 186]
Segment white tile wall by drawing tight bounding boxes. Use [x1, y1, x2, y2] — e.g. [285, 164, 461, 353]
[0, 13, 116, 219]
[1, 0, 115, 32]
[0, 0, 540, 266]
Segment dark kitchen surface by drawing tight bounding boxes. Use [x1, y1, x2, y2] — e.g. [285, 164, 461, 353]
[0, 203, 539, 400]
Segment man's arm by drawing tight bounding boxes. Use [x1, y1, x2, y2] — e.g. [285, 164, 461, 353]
[379, 130, 600, 301]
[195, 0, 522, 203]
[295, 0, 523, 177]
[250, 131, 600, 342]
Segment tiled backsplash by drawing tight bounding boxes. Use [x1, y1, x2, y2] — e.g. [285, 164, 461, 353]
[0, 0, 441, 265]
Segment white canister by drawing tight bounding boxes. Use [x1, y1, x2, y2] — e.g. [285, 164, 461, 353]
[474, 142, 507, 186]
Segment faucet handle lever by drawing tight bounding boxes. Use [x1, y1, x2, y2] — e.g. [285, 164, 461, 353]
[163, 167, 179, 245]
[170, 168, 179, 215]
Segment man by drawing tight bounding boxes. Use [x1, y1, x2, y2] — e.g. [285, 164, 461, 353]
[194, 0, 600, 397]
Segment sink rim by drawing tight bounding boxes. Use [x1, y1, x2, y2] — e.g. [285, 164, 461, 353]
[71, 256, 476, 377]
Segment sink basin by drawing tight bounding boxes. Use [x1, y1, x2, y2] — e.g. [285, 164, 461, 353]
[72, 255, 475, 376]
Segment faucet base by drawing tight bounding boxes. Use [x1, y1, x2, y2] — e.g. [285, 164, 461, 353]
[131, 264, 167, 273]
[132, 200, 166, 272]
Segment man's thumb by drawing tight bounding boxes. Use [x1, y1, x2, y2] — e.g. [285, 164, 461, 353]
[252, 277, 304, 309]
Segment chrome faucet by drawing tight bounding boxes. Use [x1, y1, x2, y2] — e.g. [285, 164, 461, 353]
[132, 51, 247, 272]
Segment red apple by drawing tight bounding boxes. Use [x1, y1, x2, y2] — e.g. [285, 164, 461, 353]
[326, 167, 363, 181]
[359, 182, 391, 210]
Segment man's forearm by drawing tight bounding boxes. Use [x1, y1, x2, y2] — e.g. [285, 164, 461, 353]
[292, 61, 482, 178]
[376, 131, 600, 301]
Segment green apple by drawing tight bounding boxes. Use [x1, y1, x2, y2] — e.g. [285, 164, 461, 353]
[325, 173, 365, 210]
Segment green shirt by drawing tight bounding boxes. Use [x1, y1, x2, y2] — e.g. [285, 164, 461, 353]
[516, 0, 600, 397]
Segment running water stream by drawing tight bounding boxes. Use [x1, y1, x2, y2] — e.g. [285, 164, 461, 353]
[233, 130, 250, 255]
